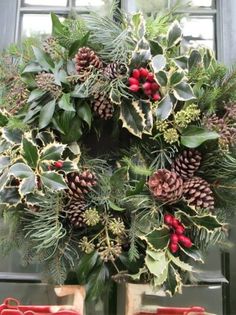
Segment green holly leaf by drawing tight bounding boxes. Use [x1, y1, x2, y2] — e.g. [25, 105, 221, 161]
[39, 99, 56, 129]
[167, 251, 192, 271]
[181, 126, 219, 148]
[9, 163, 34, 179]
[173, 82, 195, 101]
[167, 20, 182, 48]
[156, 95, 173, 120]
[0, 187, 21, 204]
[174, 56, 188, 69]
[191, 215, 223, 230]
[58, 93, 75, 112]
[145, 249, 169, 278]
[2, 128, 23, 144]
[152, 55, 166, 72]
[19, 175, 36, 196]
[0, 169, 9, 191]
[22, 138, 39, 169]
[0, 156, 10, 172]
[165, 264, 182, 296]
[40, 171, 67, 190]
[40, 144, 65, 161]
[169, 71, 185, 86]
[180, 246, 204, 263]
[142, 227, 170, 251]
[155, 70, 168, 86]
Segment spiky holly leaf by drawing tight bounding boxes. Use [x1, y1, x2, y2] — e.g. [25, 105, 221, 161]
[40, 171, 67, 190]
[167, 251, 192, 271]
[2, 128, 23, 144]
[40, 144, 65, 161]
[138, 100, 153, 134]
[170, 71, 185, 86]
[167, 21, 182, 48]
[131, 12, 146, 38]
[120, 100, 146, 138]
[156, 94, 173, 120]
[131, 38, 151, 67]
[19, 175, 36, 196]
[141, 227, 169, 251]
[0, 187, 21, 204]
[165, 264, 182, 296]
[22, 138, 39, 169]
[9, 163, 34, 179]
[145, 249, 169, 279]
[174, 56, 188, 69]
[180, 246, 204, 263]
[191, 215, 223, 230]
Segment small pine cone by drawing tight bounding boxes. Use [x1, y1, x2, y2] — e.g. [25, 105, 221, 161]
[103, 63, 128, 80]
[75, 47, 102, 81]
[66, 199, 87, 228]
[35, 72, 62, 98]
[92, 92, 114, 120]
[171, 150, 202, 180]
[148, 169, 183, 204]
[183, 177, 214, 211]
[66, 170, 97, 199]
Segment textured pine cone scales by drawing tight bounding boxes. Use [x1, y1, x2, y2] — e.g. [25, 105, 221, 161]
[103, 63, 128, 80]
[148, 169, 183, 204]
[66, 170, 97, 199]
[75, 47, 102, 81]
[66, 199, 87, 228]
[171, 150, 202, 180]
[183, 177, 214, 211]
[92, 92, 114, 120]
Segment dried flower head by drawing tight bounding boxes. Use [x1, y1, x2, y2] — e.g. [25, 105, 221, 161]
[5, 80, 29, 114]
[97, 240, 122, 262]
[79, 236, 95, 254]
[156, 120, 169, 132]
[163, 128, 179, 144]
[108, 218, 125, 236]
[175, 104, 200, 128]
[35, 72, 62, 99]
[82, 208, 100, 226]
[42, 36, 62, 61]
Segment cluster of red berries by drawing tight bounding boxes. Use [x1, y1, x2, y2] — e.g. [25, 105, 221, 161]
[164, 214, 192, 254]
[128, 67, 161, 102]
[48, 161, 64, 170]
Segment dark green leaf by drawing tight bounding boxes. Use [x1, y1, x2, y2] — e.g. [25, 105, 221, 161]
[174, 56, 188, 69]
[0, 111, 8, 127]
[191, 215, 223, 230]
[181, 126, 219, 148]
[9, 163, 34, 179]
[32, 47, 54, 71]
[173, 82, 195, 101]
[22, 138, 39, 169]
[2, 128, 23, 144]
[86, 263, 109, 300]
[77, 102, 92, 128]
[169, 71, 185, 86]
[23, 106, 41, 124]
[76, 251, 98, 282]
[27, 89, 46, 103]
[40, 144, 65, 161]
[150, 40, 163, 55]
[68, 32, 90, 58]
[51, 12, 65, 36]
[188, 50, 202, 70]
[167, 21, 182, 48]
[180, 246, 204, 262]
[41, 171, 67, 190]
[152, 54, 166, 72]
[39, 99, 56, 129]
[58, 93, 75, 112]
[165, 264, 181, 296]
[108, 200, 125, 212]
[203, 49, 213, 69]
[156, 95, 173, 120]
[143, 227, 169, 251]
[22, 62, 43, 74]
[155, 70, 168, 86]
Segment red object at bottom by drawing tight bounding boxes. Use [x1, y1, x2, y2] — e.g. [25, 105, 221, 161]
[0, 298, 80, 315]
[136, 306, 205, 315]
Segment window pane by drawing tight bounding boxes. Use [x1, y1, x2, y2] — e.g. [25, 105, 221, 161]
[133, 0, 167, 13]
[181, 16, 215, 51]
[22, 0, 68, 6]
[75, 0, 113, 16]
[172, 0, 215, 7]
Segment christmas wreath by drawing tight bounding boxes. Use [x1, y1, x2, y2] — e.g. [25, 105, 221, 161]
[0, 2, 235, 298]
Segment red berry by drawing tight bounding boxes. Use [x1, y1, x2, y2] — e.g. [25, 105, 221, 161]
[151, 82, 160, 91]
[129, 84, 140, 92]
[147, 73, 154, 82]
[132, 69, 140, 79]
[164, 214, 173, 226]
[171, 218, 180, 229]
[175, 225, 185, 235]
[170, 233, 179, 244]
[184, 238, 193, 248]
[128, 77, 139, 85]
[143, 82, 152, 90]
[54, 161, 63, 168]
[139, 67, 149, 78]
[169, 242, 179, 253]
[144, 89, 152, 96]
[152, 93, 161, 101]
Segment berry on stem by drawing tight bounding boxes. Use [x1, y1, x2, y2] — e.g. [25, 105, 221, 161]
[132, 69, 140, 79]
[54, 161, 64, 168]
[169, 242, 179, 253]
[128, 77, 139, 85]
[147, 73, 154, 82]
[170, 233, 179, 244]
[143, 82, 152, 90]
[151, 82, 160, 91]
[153, 93, 161, 101]
[175, 225, 185, 235]
[164, 214, 173, 226]
[129, 84, 140, 92]
[139, 67, 149, 78]
[171, 218, 180, 229]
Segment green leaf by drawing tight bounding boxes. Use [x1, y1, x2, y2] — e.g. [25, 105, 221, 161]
[145, 249, 169, 277]
[58, 93, 75, 112]
[170, 71, 185, 86]
[2, 128, 23, 144]
[110, 87, 121, 104]
[165, 264, 182, 296]
[167, 20, 182, 48]
[167, 252, 192, 271]
[72, 83, 89, 98]
[28, 89, 46, 103]
[180, 246, 204, 263]
[173, 82, 195, 101]
[0, 169, 9, 191]
[132, 12, 146, 38]
[188, 50, 202, 71]
[142, 227, 169, 251]
[203, 49, 213, 69]
[19, 175, 36, 195]
[76, 251, 98, 282]
[156, 95, 173, 120]
[68, 142, 81, 155]
[150, 40, 163, 55]
[174, 56, 188, 69]
[68, 32, 90, 58]
[181, 126, 219, 148]
[51, 12, 64, 36]
[120, 100, 145, 138]
[54, 68, 68, 85]
[40, 144, 65, 161]
[9, 163, 34, 179]
[131, 38, 151, 67]
[22, 62, 43, 74]
[0, 156, 10, 172]
[153, 265, 168, 286]
[155, 70, 168, 86]
[152, 54, 166, 72]
[108, 200, 125, 212]
[60, 160, 78, 173]
[22, 138, 39, 169]
[0, 187, 21, 204]
[77, 102, 92, 128]
[191, 215, 223, 230]
[40, 171, 67, 190]
[138, 99, 153, 134]
[0, 111, 8, 127]
[39, 99, 56, 129]
[32, 47, 54, 71]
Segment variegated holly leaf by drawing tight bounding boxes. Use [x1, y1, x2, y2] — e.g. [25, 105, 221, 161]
[165, 264, 182, 296]
[40, 144, 66, 161]
[173, 82, 195, 101]
[152, 55, 166, 73]
[2, 128, 23, 144]
[0, 169, 9, 191]
[22, 138, 39, 169]
[156, 94, 173, 120]
[131, 37, 151, 67]
[188, 49, 202, 71]
[167, 21, 182, 48]
[138, 100, 153, 134]
[180, 246, 204, 263]
[40, 171, 67, 190]
[19, 175, 36, 196]
[131, 12, 146, 38]
[145, 249, 169, 281]
[0, 187, 21, 204]
[120, 100, 146, 138]
[0, 156, 10, 172]
[9, 163, 34, 179]
[167, 251, 192, 271]
[141, 227, 170, 251]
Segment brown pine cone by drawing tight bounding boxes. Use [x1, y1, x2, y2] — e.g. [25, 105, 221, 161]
[148, 169, 183, 204]
[92, 92, 114, 120]
[183, 177, 214, 211]
[66, 170, 97, 199]
[66, 199, 87, 228]
[103, 62, 128, 80]
[171, 150, 202, 180]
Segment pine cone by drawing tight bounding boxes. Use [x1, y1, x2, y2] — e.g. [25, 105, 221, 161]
[103, 63, 128, 80]
[148, 169, 183, 204]
[92, 92, 114, 120]
[183, 177, 214, 211]
[66, 199, 87, 228]
[66, 170, 97, 199]
[35, 72, 62, 98]
[75, 47, 102, 81]
[171, 150, 202, 180]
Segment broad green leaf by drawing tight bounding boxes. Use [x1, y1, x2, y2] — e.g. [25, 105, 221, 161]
[58, 93, 75, 112]
[54, 68, 68, 85]
[188, 50, 202, 71]
[138, 100, 153, 134]
[173, 82, 195, 101]
[142, 227, 169, 251]
[76, 251, 98, 281]
[155, 70, 168, 86]
[167, 252, 192, 271]
[203, 49, 213, 69]
[0, 187, 21, 204]
[22, 138, 39, 169]
[32, 47, 54, 71]
[154, 265, 168, 286]
[51, 12, 64, 36]
[174, 56, 188, 69]
[167, 20, 182, 48]
[60, 160, 78, 173]
[181, 126, 219, 148]
[41, 171, 67, 190]
[192, 215, 223, 230]
[108, 200, 125, 212]
[120, 100, 145, 138]
[27, 89, 46, 103]
[0, 156, 10, 172]
[19, 175, 36, 196]
[22, 62, 42, 74]
[152, 54, 166, 72]
[68, 32, 90, 58]
[23, 106, 41, 124]
[39, 99, 56, 129]
[9, 163, 34, 179]
[150, 40, 163, 55]
[40, 144, 65, 161]
[0, 169, 9, 191]
[165, 264, 182, 296]
[77, 102, 92, 128]
[2, 128, 23, 144]
[145, 251, 169, 277]
[68, 142, 81, 155]
[170, 71, 185, 86]
[180, 246, 204, 263]
[36, 131, 55, 146]
[156, 95, 173, 120]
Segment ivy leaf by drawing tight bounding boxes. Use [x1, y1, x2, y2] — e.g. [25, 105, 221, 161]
[142, 227, 169, 251]
[152, 55, 166, 72]
[22, 138, 39, 169]
[39, 99, 56, 129]
[32, 47, 54, 71]
[165, 264, 182, 296]
[77, 102, 92, 128]
[188, 50, 202, 71]
[173, 82, 195, 101]
[40, 144, 65, 161]
[181, 126, 219, 148]
[167, 20, 182, 48]
[41, 171, 67, 190]
[167, 252, 192, 271]
[58, 93, 75, 112]
[19, 175, 36, 196]
[156, 95, 173, 120]
[155, 70, 168, 86]
[120, 100, 146, 138]
[169, 71, 185, 86]
[0, 156, 10, 172]
[9, 163, 34, 179]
